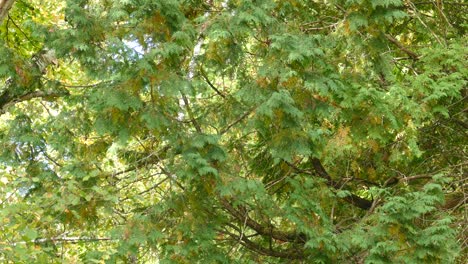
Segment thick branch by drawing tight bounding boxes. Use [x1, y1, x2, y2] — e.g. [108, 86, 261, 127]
[341, 194, 373, 210]
[0, 0, 15, 24]
[385, 34, 420, 60]
[309, 158, 373, 210]
[310, 158, 336, 187]
[223, 229, 305, 260]
[0, 90, 68, 114]
[413, 1, 468, 6]
[219, 198, 305, 243]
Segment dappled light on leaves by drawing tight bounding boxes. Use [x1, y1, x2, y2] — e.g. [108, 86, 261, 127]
[0, 0, 466, 263]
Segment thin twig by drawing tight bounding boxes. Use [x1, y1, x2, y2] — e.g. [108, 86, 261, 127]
[199, 67, 226, 98]
[1, 236, 115, 246]
[220, 107, 256, 135]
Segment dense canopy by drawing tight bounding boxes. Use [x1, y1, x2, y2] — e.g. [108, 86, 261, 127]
[0, 0, 466, 263]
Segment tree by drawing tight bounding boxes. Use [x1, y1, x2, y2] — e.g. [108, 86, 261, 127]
[0, 0, 466, 263]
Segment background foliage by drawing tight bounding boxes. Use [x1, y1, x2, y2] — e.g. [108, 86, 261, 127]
[0, 0, 466, 263]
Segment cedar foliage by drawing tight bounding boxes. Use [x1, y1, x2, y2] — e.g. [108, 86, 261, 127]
[0, 0, 466, 263]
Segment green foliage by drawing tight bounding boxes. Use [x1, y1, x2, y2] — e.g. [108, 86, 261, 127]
[0, 0, 466, 263]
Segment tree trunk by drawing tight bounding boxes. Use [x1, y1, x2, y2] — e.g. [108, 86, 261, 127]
[0, 0, 16, 24]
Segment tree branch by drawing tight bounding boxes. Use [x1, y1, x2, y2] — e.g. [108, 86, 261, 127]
[0, 90, 68, 114]
[119, 177, 169, 202]
[199, 67, 226, 98]
[1, 236, 114, 246]
[413, 1, 468, 7]
[219, 197, 306, 243]
[281, 158, 374, 210]
[0, 0, 15, 24]
[222, 229, 305, 260]
[309, 158, 373, 210]
[385, 34, 420, 60]
[180, 92, 202, 133]
[309, 158, 336, 187]
[219, 106, 256, 135]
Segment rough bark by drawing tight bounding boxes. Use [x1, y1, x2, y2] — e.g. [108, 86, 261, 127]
[0, 0, 16, 24]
